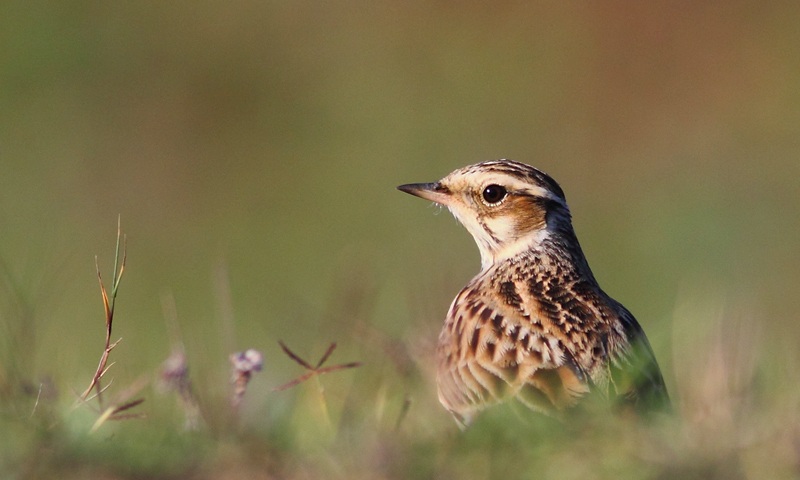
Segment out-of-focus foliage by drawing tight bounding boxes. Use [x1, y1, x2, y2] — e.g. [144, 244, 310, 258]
[2, 1, 799, 478]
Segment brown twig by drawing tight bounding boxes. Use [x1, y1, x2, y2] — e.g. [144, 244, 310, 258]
[278, 341, 314, 370]
[272, 341, 361, 392]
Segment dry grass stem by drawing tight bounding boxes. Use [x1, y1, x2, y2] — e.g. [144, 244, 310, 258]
[77, 218, 144, 428]
[272, 341, 361, 392]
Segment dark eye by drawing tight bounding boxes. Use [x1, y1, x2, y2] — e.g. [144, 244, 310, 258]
[481, 184, 507, 205]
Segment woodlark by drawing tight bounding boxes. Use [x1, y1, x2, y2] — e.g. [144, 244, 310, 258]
[398, 160, 669, 426]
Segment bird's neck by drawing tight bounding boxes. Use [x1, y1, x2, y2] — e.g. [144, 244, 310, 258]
[483, 229, 597, 284]
[478, 228, 549, 271]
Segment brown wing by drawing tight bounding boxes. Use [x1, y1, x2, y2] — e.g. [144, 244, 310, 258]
[605, 301, 671, 413]
[436, 280, 591, 426]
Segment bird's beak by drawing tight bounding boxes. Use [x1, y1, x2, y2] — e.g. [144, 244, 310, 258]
[397, 182, 452, 206]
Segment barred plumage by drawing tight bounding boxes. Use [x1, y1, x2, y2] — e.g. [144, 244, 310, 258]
[399, 160, 669, 426]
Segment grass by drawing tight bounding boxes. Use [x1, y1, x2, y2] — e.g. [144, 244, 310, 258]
[1, 221, 798, 480]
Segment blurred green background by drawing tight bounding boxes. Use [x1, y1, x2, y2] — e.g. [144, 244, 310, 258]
[2, 1, 800, 479]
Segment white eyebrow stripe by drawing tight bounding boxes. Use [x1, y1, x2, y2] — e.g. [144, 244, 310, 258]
[521, 185, 556, 199]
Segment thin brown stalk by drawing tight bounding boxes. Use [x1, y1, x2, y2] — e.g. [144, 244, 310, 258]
[278, 341, 315, 370]
[78, 218, 143, 429]
[315, 342, 338, 369]
[272, 341, 361, 392]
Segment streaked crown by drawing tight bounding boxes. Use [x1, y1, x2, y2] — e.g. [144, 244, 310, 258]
[398, 160, 573, 269]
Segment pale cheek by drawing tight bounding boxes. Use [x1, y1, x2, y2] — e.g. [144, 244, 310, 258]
[448, 207, 482, 236]
[485, 218, 518, 241]
[449, 208, 498, 247]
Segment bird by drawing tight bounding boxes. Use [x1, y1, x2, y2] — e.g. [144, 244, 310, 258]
[398, 159, 669, 427]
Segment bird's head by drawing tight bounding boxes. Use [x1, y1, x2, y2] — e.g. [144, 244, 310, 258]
[398, 160, 573, 269]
